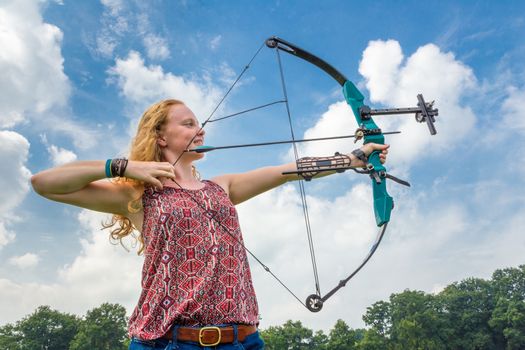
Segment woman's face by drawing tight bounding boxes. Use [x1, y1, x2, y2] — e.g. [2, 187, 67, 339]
[159, 104, 205, 160]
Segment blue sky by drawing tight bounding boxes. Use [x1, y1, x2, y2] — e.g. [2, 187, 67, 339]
[1, 0, 524, 332]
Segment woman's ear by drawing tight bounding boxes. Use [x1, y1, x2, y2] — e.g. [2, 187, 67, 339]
[157, 135, 168, 147]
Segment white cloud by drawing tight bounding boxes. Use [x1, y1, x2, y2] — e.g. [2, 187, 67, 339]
[92, 0, 129, 58]
[143, 34, 170, 60]
[0, 223, 15, 250]
[40, 134, 78, 165]
[91, 1, 170, 61]
[8, 253, 39, 269]
[0, 131, 31, 216]
[502, 86, 525, 132]
[0, 131, 31, 249]
[292, 101, 356, 158]
[358, 40, 403, 103]
[358, 40, 476, 163]
[56, 210, 142, 305]
[101, 0, 125, 15]
[209, 35, 222, 51]
[0, 0, 97, 150]
[47, 145, 78, 166]
[0, 0, 70, 128]
[0, 210, 143, 325]
[107, 51, 223, 126]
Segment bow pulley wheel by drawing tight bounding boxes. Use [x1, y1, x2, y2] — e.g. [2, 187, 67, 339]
[266, 37, 278, 48]
[305, 294, 323, 312]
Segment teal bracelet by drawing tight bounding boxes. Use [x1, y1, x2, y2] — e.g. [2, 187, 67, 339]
[105, 159, 113, 178]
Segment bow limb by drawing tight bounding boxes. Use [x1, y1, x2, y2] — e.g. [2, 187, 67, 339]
[343, 82, 393, 226]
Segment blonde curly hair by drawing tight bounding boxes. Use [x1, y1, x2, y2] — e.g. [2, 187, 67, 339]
[103, 99, 187, 254]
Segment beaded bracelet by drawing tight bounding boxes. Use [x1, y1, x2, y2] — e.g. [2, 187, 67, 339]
[105, 158, 128, 178]
[105, 159, 113, 178]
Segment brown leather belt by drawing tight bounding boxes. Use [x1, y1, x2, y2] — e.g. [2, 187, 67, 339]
[162, 325, 257, 346]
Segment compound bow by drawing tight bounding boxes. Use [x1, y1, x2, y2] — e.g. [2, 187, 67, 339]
[176, 36, 439, 312]
[263, 36, 438, 311]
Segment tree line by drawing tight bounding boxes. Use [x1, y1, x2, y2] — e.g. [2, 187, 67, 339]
[0, 264, 523, 349]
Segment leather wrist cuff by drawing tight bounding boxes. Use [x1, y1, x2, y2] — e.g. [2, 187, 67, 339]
[351, 149, 368, 163]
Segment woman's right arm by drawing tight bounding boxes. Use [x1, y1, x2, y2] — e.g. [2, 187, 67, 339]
[31, 160, 175, 216]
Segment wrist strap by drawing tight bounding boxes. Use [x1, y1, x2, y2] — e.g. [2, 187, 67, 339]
[351, 149, 368, 163]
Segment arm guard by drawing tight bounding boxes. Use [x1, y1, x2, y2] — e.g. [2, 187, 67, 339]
[296, 152, 352, 181]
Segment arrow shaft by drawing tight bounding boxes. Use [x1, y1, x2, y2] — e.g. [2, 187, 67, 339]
[187, 131, 400, 153]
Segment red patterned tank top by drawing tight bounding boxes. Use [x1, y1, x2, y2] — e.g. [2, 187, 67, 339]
[128, 180, 259, 340]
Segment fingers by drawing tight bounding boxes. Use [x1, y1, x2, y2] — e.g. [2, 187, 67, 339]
[152, 163, 176, 189]
[158, 162, 176, 177]
[152, 169, 176, 179]
[361, 143, 389, 164]
[361, 143, 389, 156]
[379, 145, 388, 164]
[152, 178, 164, 189]
[152, 163, 176, 183]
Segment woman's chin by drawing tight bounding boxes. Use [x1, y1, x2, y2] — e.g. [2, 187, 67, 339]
[190, 151, 205, 161]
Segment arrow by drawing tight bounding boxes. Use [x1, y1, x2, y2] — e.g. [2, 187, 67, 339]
[186, 131, 401, 153]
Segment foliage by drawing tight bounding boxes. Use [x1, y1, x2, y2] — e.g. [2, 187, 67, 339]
[259, 265, 525, 349]
[0, 305, 79, 350]
[0, 265, 524, 349]
[0, 304, 126, 350]
[69, 303, 128, 350]
[259, 320, 323, 349]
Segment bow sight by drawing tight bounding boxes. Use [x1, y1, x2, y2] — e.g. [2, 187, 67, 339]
[358, 95, 438, 136]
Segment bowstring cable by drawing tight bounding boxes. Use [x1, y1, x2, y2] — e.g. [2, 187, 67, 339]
[171, 41, 266, 168]
[207, 100, 287, 123]
[274, 48, 321, 298]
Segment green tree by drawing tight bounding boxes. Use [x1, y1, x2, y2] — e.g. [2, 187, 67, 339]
[389, 290, 446, 350]
[490, 299, 525, 350]
[357, 329, 388, 350]
[69, 303, 128, 350]
[325, 319, 363, 350]
[14, 305, 79, 350]
[260, 320, 326, 349]
[0, 323, 22, 350]
[489, 265, 525, 349]
[491, 265, 525, 301]
[437, 278, 496, 350]
[361, 290, 447, 350]
[361, 300, 390, 338]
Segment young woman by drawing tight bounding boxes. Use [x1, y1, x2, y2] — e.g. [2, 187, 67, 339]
[31, 99, 388, 349]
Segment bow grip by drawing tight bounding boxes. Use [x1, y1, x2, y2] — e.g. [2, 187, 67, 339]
[368, 150, 393, 227]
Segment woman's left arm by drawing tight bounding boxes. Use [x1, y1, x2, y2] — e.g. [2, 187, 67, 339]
[213, 143, 389, 205]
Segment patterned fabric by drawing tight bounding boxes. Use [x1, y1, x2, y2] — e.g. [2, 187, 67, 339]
[128, 180, 259, 340]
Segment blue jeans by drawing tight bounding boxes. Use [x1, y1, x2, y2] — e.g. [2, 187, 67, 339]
[129, 325, 264, 350]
